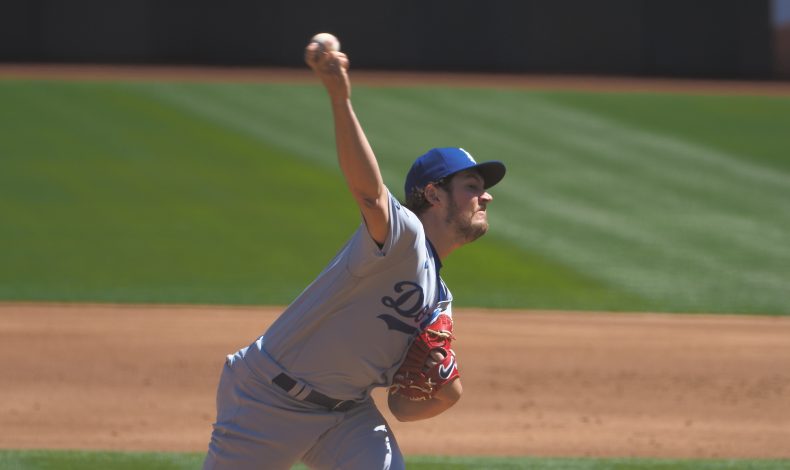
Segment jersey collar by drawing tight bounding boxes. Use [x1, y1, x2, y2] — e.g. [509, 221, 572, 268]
[425, 238, 443, 271]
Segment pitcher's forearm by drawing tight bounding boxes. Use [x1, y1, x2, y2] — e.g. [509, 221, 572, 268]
[306, 42, 389, 243]
[331, 98, 386, 209]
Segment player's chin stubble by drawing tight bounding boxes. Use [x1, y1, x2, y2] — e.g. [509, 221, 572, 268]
[446, 199, 488, 244]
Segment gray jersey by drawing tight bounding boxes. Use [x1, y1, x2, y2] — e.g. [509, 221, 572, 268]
[242, 189, 452, 401]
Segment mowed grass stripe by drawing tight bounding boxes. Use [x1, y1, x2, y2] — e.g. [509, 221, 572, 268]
[547, 92, 790, 172]
[517, 95, 790, 311]
[136, 82, 338, 170]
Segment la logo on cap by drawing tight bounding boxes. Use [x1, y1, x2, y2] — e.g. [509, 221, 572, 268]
[459, 148, 476, 164]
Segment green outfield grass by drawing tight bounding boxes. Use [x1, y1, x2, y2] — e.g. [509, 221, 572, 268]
[1, 80, 789, 314]
[1, 450, 788, 470]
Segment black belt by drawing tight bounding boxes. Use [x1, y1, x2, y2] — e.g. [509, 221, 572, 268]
[272, 373, 359, 412]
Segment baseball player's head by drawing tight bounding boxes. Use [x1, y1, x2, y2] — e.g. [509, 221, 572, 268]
[404, 147, 506, 243]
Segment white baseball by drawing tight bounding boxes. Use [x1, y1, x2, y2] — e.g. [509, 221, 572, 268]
[311, 33, 340, 53]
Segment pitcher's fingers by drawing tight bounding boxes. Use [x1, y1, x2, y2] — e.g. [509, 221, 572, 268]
[425, 349, 446, 369]
[304, 42, 323, 67]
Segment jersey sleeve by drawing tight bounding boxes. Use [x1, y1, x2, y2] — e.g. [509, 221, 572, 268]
[346, 188, 422, 277]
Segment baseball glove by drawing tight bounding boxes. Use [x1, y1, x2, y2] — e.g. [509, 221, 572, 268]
[389, 313, 460, 401]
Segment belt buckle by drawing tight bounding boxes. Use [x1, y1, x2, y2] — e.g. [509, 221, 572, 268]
[332, 399, 354, 412]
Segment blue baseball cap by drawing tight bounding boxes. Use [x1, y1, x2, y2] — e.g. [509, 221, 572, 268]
[404, 147, 506, 197]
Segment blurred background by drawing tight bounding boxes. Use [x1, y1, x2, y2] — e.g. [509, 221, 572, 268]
[1, 0, 789, 79]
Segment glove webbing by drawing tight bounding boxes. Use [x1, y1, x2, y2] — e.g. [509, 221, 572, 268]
[425, 328, 453, 340]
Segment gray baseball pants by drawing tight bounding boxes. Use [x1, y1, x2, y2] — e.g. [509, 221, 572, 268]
[202, 351, 404, 470]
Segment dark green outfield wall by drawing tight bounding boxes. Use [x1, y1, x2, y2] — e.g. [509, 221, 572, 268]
[0, 0, 775, 79]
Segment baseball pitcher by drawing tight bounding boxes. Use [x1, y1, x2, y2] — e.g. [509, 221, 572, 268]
[202, 34, 507, 470]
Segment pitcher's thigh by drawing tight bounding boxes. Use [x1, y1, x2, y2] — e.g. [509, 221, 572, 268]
[301, 403, 404, 470]
[203, 363, 332, 470]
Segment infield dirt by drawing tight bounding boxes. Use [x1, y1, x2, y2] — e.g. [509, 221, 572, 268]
[1, 303, 788, 459]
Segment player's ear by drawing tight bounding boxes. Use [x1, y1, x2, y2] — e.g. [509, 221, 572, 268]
[424, 184, 441, 206]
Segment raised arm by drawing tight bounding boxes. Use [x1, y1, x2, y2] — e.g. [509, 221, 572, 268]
[305, 39, 389, 245]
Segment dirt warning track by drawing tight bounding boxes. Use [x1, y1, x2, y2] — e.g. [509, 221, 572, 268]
[2, 64, 790, 96]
